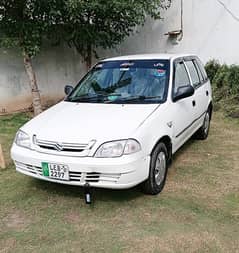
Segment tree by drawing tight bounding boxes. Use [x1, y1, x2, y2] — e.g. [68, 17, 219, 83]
[0, 0, 64, 115]
[64, 0, 171, 69]
[0, 0, 171, 115]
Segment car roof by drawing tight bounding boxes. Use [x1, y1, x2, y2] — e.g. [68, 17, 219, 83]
[101, 53, 195, 62]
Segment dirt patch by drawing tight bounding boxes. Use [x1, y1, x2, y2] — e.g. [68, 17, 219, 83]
[65, 210, 81, 224]
[0, 94, 63, 115]
[173, 151, 213, 166]
[3, 210, 30, 231]
[0, 238, 16, 253]
[124, 231, 226, 253]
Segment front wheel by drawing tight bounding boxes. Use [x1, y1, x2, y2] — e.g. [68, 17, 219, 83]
[141, 142, 169, 195]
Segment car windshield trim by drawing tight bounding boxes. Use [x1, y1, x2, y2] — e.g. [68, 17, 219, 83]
[70, 93, 122, 103]
[106, 95, 163, 104]
[65, 59, 170, 104]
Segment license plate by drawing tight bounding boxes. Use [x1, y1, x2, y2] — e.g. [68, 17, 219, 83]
[42, 162, 69, 181]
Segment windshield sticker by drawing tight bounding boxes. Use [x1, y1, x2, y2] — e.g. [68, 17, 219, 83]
[95, 64, 103, 69]
[153, 69, 166, 77]
[108, 95, 119, 101]
[120, 62, 134, 67]
[154, 63, 165, 67]
[120, 68, 130, 71]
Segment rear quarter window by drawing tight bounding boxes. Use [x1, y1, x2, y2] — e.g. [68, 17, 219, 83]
[195, 58, 208, 81]
[193, 59, 204, 83]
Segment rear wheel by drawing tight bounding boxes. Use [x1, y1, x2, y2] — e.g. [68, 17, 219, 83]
[195, 110, 211, 140]
[141, 142, 168, 195]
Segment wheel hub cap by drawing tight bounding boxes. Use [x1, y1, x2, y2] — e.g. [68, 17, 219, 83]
[204, 113, 210, 135]
[154, 152, 166, 186]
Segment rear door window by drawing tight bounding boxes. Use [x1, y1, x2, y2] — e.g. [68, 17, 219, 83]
[185, 60, 200, 88]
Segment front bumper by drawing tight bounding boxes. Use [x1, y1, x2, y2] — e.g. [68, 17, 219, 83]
[11, 144, 150, 189]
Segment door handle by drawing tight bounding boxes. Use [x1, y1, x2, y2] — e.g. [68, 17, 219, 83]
[206, 90, 209, 96]
[192, 100, 196, 107]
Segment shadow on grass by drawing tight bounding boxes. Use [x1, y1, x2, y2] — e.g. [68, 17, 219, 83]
[170, 138, 197, 165]
[30, 178, 142, 203]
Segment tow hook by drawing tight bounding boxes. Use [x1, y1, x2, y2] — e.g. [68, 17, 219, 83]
[84, 183, 92, 204]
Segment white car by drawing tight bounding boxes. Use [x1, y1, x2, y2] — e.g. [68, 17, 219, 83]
[11, 54, 212, 195]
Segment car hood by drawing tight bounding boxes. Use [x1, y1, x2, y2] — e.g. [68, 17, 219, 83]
[22, 101, 159, 144]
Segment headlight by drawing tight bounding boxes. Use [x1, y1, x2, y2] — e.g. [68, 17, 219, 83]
[94, 139, 141, 158]
[15, 130, 31, 149]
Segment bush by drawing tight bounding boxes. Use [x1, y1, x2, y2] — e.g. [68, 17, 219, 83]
[205, 60, 221, 83]
[205, 60, 239, 118]
[227, 65, 239, 95]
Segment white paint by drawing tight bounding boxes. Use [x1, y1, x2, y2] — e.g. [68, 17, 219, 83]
[11, 54, 212, 190]
[0, 45, 86, 113]
[101, 0, 239, 65]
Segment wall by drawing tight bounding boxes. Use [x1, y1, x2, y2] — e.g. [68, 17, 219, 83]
[1, 0, 239, 113]
[102, 0, 239, 64]
[0, 45, 86, 114]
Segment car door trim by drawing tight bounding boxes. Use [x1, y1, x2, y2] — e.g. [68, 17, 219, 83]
[175, 110, 206, 138]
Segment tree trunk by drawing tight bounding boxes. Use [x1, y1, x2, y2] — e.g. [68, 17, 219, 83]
[0, 144, 6, 169]
[85, 43, 92, 71]
[23, 53, 42, 116]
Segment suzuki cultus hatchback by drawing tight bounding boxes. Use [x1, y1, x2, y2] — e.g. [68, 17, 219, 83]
[11, 54, 213, 195]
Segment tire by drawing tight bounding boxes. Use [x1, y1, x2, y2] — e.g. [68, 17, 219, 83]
[141, 142, 169, 195]
[195, 110, 211, 140]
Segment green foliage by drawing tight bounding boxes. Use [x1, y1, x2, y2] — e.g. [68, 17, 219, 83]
[213, 65, 229, 90]
[64, 0, 171, 63]
[0, 0, 170, 61]
[0, 0, 65, 57]
[227, 65, 239, 95]
[205, 60, 239, 118]
[205, 60, 220, 84]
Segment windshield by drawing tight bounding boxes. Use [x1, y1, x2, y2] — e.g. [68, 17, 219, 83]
[66, 59, 170, 104]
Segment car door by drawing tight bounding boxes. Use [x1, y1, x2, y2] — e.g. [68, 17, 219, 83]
[184, 58, 210, 128]
[171, 59, 197, 153]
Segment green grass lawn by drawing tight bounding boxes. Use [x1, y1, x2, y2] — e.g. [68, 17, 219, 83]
[0, 112, 239, 253]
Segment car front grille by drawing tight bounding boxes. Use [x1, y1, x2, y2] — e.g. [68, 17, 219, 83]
[35, 139, 88, 152]
[15, 161, 120, 184]
[84, 172, 121, 183]
[69, 171, 82, 181]
[16, 161, 42, 175]
[33, 137, 96, 157]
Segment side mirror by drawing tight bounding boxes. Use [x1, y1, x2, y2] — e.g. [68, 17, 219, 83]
[173, 85, 195, 102]
[64, 85, 73, 95]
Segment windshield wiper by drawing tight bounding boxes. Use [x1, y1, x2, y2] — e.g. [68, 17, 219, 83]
[69, 94, 105, 102]
[68, 93, 121, 103]
[116, 95, 162, 103]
